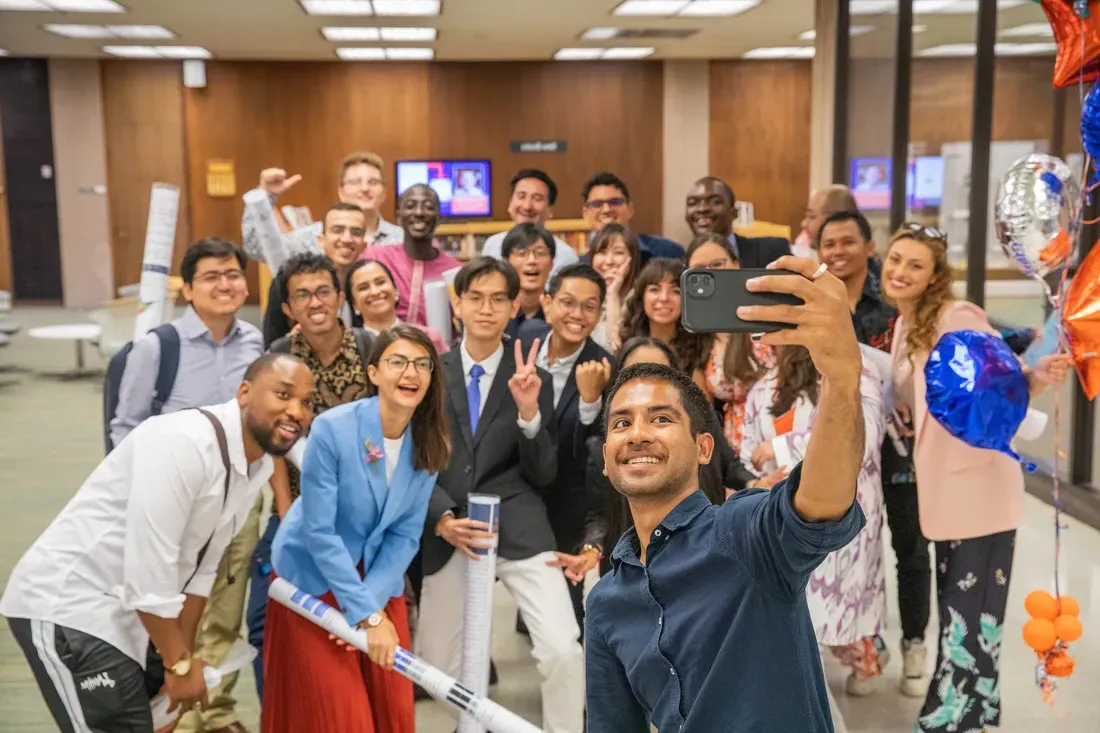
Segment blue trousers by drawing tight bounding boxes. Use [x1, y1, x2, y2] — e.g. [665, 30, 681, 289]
[246, 514, 279, 700]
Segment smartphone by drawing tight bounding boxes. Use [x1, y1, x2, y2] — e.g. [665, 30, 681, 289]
[680, 268, 803, 334]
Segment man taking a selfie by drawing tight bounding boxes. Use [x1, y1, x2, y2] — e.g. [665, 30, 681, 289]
[584, 257, 866, 732]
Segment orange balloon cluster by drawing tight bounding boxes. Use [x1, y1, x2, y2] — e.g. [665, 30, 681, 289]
[1062, 241, 1100, 399]
[1023, 590, 1083, 679]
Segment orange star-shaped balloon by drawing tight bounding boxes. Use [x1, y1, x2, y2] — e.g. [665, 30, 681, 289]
[1062, 240, 1100, 399]
[1042, 0, 1100, 88]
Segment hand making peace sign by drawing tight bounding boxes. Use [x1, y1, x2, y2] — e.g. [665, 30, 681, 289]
[508, 338, 543, 423]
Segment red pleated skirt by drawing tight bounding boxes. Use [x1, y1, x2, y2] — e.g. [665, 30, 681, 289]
[261, 588, 415, 733]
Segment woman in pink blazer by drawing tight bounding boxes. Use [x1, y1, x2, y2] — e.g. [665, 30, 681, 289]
[345, 258, 450, 354]
[883, 224, 1069, 733]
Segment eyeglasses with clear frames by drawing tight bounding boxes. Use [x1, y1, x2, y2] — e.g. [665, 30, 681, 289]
[510, 246, 552, 261]
[382, 355, 434, 374]
[461, 292, 513, 311]
[194, 270, 245, 286]
[554, 295, 600, 317]
[289, 285, 338, 305]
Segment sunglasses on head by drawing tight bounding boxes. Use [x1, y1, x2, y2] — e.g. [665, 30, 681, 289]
[901, 222, 947, 241]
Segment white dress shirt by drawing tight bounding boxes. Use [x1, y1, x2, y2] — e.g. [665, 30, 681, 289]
[480, 230, 578, 277]
[460, 339, 541, 438]
[0, 400, 273, 666]
[536, 335, 601, 425]
[384, 434, 406, 484]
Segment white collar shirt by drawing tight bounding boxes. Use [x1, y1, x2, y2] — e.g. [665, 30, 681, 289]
[536, 334, 602, 425]
[0, 400, 273, 666]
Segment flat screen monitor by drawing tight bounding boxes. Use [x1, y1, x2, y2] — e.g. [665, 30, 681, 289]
[849, 156, 945, 210]
[395, 159, 492, 218]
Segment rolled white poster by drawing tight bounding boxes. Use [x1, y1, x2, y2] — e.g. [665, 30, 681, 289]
[423, 280, 453, 340]
[459, 494, 501, 733]
[268, 577, 539, 733]
[133, 183, 180, 340]
[243, 189, 291, 272]
[150, 639, 255, 730]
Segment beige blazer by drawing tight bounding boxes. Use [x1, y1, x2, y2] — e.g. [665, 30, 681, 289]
[890, 301, 1024, 541]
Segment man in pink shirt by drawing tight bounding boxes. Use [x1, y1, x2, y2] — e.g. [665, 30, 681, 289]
[367, 184, 460, 330]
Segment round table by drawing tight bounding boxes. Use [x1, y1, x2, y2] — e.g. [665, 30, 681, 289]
[28, 323, 103, 379]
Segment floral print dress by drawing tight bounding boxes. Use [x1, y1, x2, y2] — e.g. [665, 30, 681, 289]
[705, 336, 775, 455]
[740, 363, 888, 667]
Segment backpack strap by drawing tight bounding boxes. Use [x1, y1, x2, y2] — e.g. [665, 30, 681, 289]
[150, 324, 181, 417]
[352, 327, 374, 365]
[183, 408, 232, 591]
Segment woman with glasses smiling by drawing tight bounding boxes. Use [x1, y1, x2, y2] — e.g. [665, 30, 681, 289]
[262, 325, 451, 733]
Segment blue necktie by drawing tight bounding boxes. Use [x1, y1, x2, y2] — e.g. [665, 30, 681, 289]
[467, 364, 485, 434]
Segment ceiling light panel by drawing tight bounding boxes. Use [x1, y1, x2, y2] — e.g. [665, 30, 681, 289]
[45, 24, 174, 39]
[678, 0, 759, 16]
[0, 0, 49, 9]
[849, 0, 896, 14]
[372, 0, 440, 15]
[301, 0, 373, 15]
[554, 47, 605, 60]
[582, 27, 620, 40]
[155, 46, 211, 59]
[103, 45, 161, 57]
[103, 45, 211, 59]
[322, 26, 381, 40]
[109, 25, 174, 39]
[1000, 23, 1055, 39]
[742, 46, 815, 59]
[27, 0, 126, 9]
[799, 25, 874, 41]
[553, 47, 655, 60]
[613, 1, 690, 16]
[914, 0, 1026, 12]
[384, 46, 433, 58]
[380, 26, 436, 41]
[601, 46, 655, 58]
[336, 46, 386, 59]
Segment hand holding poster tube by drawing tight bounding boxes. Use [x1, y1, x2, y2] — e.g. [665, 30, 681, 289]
[133, 183, 180, 340]
[459, 495, 501, 733]
[268, 578, 540, 733]
[243, 189, 291, 272]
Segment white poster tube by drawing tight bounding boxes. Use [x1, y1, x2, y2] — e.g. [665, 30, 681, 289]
[243, 189, 291, 272]
[133, 183, 180, 340]
[458, 494, 501, 733]
[268, 577, 539, 733]
[423, 280, 453, 341]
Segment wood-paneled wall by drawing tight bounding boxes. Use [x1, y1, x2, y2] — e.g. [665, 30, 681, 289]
[101, 61, 191, 290]
[708, 60, 814, 236]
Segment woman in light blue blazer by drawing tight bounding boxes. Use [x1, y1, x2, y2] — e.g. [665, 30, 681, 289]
[262, 325, 451, 733]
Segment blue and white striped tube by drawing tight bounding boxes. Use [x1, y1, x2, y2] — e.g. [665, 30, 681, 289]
[268, 577, 539, 733]
[459, 494, 501, 733]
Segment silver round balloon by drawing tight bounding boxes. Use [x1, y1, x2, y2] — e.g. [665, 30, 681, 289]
[994, 153, 1081, 280]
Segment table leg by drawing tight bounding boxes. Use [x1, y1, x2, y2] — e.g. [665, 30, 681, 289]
[76, 339, 86, 370]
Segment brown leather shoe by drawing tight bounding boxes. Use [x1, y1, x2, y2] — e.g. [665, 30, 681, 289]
[206, 725, 250, 733]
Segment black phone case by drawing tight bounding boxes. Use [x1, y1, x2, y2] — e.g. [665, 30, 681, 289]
[680, 268, 803, 333]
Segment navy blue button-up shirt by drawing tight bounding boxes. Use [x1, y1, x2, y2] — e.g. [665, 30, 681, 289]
[584, 463, 864, 732]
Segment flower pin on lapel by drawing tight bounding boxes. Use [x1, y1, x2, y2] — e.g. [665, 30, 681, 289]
[364, 439, 383, 464]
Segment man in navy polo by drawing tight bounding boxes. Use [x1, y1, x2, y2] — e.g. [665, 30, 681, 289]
[585, 256, 866, 732]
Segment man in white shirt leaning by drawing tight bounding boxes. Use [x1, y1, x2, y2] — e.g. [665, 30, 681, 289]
[1, 353, 315, 733]
[479, 169, 578, 277]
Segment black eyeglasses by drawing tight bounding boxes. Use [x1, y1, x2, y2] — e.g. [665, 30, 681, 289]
[381, 355, 434, 374]
[901, 222, 946, 241]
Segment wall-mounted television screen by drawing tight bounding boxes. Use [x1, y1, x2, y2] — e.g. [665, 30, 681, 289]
[849, 156, 945, 210]
[395, 159, 492, 218]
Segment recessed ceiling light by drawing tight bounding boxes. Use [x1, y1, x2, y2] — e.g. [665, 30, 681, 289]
[582, 27, 621, 40]
[996, 41, 1057, 55]
[336, 47, 387, 59]
[613, 1, 690, 16]
[602, 46, 656, 58]
[301, 0, 373, 15]
[1000, 23, 1055, 39]
[384, 46, 433, 58]
[849, 0, 896, 14]
[380, 26, 436, 41]
[108, 25, 174, 39]
[678, 0, 760, 17]
[103, 45, 211, 59]
[554, 48, 605, 60]
[50, 0, 125, 9]
[914, 0, 1026, 12]
[742, 46, 815, 59]
[798, 25, 874, 41]
[322, 26, 381, 41]
[373, 0, 440, 16]
[0, 0, 48, 8]
[103, 45, 161, 58]
[44, 24, 112, 38]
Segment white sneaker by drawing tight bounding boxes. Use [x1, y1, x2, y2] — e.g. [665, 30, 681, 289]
[899, 639, 928, 698]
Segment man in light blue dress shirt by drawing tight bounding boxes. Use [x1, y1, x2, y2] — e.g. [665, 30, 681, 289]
[110, 237, 264, 733]
[479, 169, 579, 276]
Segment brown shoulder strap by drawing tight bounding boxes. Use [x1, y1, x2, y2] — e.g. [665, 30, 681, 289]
[183, 408, 232, 591]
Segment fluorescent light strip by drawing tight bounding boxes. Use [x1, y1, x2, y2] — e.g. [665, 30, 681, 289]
[613, 1, 690, 16]
[798, 25, 875, 41]
[373, 0, 440, 15]
[380, 26, 436, 41]
[323, 27, 381, 40]
[48, 0, 125, 9]
[1000, 23, 1055, 39]
[582, 27, 620, 40]
[103, 45, 212, 59]
[918, 41, 1057, 56]
[553, 47, 655, 60]
[45, 24, 174, 39]
[335, 46, 434, 59]
[678, 0, 760, 16]
[301, 0, 373, 15]
[914, 0, 1027, 13]
[742, 46, 815, 59]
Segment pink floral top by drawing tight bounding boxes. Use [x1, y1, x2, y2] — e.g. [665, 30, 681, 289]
[705, 336, 775, 453]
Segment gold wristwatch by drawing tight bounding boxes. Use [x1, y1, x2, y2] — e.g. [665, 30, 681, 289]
[164, 652, 192, 677]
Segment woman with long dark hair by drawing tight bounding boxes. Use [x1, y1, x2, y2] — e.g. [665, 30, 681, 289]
[740, 343, 888, 696]
[883, 225, 1069, 731]
[618, 258, 712, 394]
[262, 325, 452, 733]
[685, 233, 776, 458]
[586, 223, 641, 352]
[344, 258, 450, 353]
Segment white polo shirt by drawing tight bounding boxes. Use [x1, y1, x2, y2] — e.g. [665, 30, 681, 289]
[0, 400, 273, 666]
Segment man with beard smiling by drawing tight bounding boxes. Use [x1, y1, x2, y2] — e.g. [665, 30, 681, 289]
[585, 256, 866, 732]
[480, 169, 579, 276]
[2, 354, 314, 733]
[262, 203, 370, 347]
[502, 222, 556, 340]
[368, 184, 461, 333]
[684, 176, 791, 268]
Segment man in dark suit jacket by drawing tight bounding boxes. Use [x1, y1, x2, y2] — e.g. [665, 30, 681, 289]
[516, 264, 613, 627]
[415, 257, 585, 733]
[685, 176, 792, 268]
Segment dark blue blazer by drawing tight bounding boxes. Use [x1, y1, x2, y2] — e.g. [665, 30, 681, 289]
[518, 319, 612, 551]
